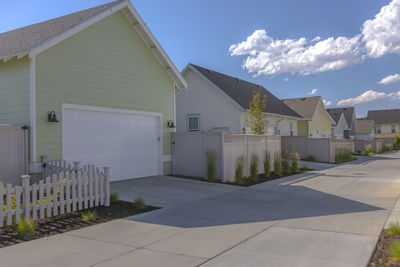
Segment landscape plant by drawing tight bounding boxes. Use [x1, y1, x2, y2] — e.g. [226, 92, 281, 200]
[246, 91, 267, 135]
[234, 156, 245, 185]
[14, 219, 36, 239]
[110, 193, 119, 204]
[394, 136, 399, 150]
[206, 151, 217, 182]
[133, 197, 146, 210]
[249, 154, 259, 182]
[81, 210, 97, 222]
[335, 148, 355, 164]
[264, 151, 271, 178]
[391, 241, 400, 264]
[290, 152, 300, 173]
[281, 152, 291, 175]
[274, 154, 282, 176]
[388, 222, 400, 235]
[303, 155, 316, 162]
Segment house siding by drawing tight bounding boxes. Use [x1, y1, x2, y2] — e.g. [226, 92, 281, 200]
[240, 111, 298, 136]
[309, 102, 333, 138]
[297, 121, 308, 136]
[35, 11, 175, 161]
[177, 68, 242, 133]
[0, 57, 30, 125]
[375, 123, 400, 139]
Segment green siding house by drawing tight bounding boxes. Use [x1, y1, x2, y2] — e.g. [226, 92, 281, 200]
[0, 0, 186, 181]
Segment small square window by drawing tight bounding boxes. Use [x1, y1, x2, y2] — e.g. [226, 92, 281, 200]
[392, 125, 396, 134]
[187, 115, 199, 131]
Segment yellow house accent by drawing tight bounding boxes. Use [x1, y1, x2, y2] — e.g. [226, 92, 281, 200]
[282, 96, 335, 138]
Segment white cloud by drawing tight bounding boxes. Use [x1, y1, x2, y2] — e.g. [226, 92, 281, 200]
[362, 0, 400, 58]
[337, 89, 400, 106]
[323, 100, 333, 106]
[308, 88, 318, 95]
[229, 30, 363, 76]
[229, 0, 400, 76]
[378, 74, 400, 85]
[284, 77, 289, 82]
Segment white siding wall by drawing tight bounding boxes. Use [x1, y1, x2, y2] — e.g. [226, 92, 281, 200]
[332, 115, 348, 139]
[176, 68, 242, 133]
[240, 111, 298, 136]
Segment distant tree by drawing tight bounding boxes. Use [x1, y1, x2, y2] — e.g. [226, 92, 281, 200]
[246, 91, 267, 135]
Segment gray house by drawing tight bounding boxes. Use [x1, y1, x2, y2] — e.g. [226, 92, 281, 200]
[326, 107, 356, 139]
[176, 64, 302, 136]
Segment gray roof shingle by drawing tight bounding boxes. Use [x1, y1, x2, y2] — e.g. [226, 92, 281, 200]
[190, 64, 301, 118]
[0, 1, 121, 58]
[367, 109, 400, 124]
[281, 96, 321, 119]
[326, 107, 355, 127]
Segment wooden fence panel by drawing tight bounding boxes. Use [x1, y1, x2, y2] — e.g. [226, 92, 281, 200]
[0, 125, 29, 185]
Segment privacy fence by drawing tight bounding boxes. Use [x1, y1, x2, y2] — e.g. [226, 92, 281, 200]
[0, 125, 29, 185]
[172, 132, 281, 182]
[355, 139, 384, 153]
[281, 136, 355, 163]
[0, 158, 110, 227]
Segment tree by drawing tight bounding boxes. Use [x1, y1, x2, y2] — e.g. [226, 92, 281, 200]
[246, 91, 267, 134]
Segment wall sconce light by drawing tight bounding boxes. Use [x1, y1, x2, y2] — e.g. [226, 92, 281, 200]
[167, 120, 175, 128]
[48, 111, 60, 123]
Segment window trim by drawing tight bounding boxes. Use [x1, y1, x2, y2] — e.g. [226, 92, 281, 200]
[187, 114, 200, 131]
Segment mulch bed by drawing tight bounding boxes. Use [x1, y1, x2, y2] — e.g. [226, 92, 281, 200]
[0, 200, 158, 248]
[369, 230, 400, 267]
[173, 169, 312, 187]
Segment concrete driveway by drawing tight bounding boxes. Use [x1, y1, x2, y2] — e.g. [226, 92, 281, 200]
[1, 152, 400, 267]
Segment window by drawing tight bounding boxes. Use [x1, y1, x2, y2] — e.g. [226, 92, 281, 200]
[392, 125, 396, 134]
[187, 115, 199, 131]
[376, 126, 381, 134]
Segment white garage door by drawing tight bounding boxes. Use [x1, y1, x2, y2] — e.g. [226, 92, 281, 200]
[62, 105, 161, 181]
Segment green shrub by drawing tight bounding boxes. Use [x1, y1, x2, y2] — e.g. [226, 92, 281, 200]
[359, 151, 366, 156]
[264, 152, 271, 178]
[110, 193, 119, 204]
[234, 156, 245, 184]
[300, 166, 310, 171]
[274, 154, 282, 176]
[365, 144, 372, 154]
[303, 155, 315, 162]
[335, 148, 354, 164]
[206, 151, 217, 182]
[391, 241, 400, 263]
[82, 210, 97, 222]
[290, 152, 300, 173]
[14, 219, 36, 239]
[394, 136, 399, 150]
[388, 222, 400, 235]
[367, 152, 375, 156]
[281, 154, 291, 175]
[133, 197, 146, 210]
[249, 155, 258, 182]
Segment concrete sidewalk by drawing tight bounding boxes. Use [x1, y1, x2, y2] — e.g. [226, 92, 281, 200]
[0, 151, 399, 267]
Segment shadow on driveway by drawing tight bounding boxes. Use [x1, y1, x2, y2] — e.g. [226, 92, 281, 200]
[127, 182, 383, 228]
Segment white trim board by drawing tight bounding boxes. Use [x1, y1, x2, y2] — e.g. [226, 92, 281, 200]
[29, 55, 37, 163]
[61, 103, 164, 176]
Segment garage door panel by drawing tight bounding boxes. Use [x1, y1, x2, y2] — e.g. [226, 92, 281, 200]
[63, 108, 160, 181]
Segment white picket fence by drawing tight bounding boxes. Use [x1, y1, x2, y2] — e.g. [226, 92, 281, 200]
[0, 159, 110, 227]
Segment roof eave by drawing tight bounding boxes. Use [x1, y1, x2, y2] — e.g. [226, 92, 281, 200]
[12, 0, 186, 89]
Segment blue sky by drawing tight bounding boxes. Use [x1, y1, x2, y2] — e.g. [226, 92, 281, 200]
[2, 0, 400, 117]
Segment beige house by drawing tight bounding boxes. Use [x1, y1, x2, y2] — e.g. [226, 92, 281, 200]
[282, 96, 335, 138]
[355, 119, 375, 140]
[367, 109, 400, 139]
